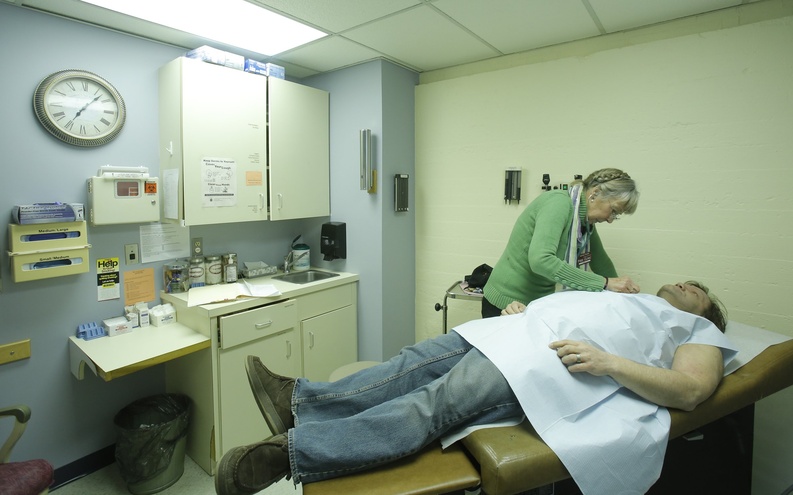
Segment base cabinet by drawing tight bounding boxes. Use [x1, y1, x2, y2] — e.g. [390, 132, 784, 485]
[164, 278, 357, 474]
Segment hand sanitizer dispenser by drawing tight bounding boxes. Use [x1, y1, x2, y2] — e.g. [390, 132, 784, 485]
[321, 222, 346, 261]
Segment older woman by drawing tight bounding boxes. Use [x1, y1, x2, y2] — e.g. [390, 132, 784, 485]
[482, 168, 640, 317]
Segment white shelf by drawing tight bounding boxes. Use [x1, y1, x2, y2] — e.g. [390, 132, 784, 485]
[69, 322, 210, 381]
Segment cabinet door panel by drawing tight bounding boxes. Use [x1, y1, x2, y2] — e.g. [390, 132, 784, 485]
[301, 305, 357, 382]
[268, 77, 329, 220]
[180, 57, 267, 225]
[217, 328, 300, 456]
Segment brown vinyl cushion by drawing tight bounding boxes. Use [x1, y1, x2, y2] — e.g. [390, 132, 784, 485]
[463, 338, 793, 495]
[302, 441, 480, 495]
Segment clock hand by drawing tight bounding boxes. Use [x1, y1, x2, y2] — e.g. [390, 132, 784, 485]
[74, 94, 102, 118]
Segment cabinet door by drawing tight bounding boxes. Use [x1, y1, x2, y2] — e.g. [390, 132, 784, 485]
[268, 77, 330, 221]
[166, 57, 268, 226]
[301, 305, 357, 382]
[217, 301, 300, 456]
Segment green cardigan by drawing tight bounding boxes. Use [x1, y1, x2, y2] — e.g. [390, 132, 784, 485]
[483, 190, 618, 310]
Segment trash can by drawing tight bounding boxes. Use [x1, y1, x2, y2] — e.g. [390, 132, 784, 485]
[114, 394, 190, 495]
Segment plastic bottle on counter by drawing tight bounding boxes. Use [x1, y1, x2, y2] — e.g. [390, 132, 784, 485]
[222, 253, 238, 283]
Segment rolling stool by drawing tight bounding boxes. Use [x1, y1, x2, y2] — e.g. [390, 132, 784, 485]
[303, 361, 481, 495]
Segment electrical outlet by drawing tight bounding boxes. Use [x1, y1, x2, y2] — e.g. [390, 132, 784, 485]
[125, 243, 139, 265]
[191, 237, 203, 256]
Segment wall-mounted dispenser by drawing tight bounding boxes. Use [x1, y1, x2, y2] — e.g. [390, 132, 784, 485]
[395, 174, 409, 212]
[321, 222, 346, 261]
[504, 168, 522, 204]
[87, 166, 160, 225]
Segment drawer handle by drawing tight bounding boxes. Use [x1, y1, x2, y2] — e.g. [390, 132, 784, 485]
[309, 331, 315, 349]
[255, 320, 274, 330]
[286, 341, 292, 358]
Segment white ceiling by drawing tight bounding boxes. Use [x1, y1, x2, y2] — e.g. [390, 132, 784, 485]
[13, 0, 754, 79]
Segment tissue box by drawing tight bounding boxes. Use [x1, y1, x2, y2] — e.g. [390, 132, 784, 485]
[12, 203, 84, 224]
[185, 45, 244, 70]
[150, 303, 176, 327]
[244, 59, 285, 79]
[102, 316, 132, 337]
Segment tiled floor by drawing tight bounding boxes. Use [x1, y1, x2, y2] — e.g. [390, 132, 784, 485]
[52, 455, 301, 495]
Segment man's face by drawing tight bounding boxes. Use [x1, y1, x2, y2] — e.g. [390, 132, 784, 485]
[656, 283, 711, 316]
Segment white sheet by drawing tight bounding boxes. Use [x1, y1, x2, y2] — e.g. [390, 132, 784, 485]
[448, 291, 740, 495]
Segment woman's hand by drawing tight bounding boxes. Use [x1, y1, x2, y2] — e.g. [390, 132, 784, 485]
[501, 301, 526, 315]
[549, 339, 614, 376]
[605, 276, 640, 294]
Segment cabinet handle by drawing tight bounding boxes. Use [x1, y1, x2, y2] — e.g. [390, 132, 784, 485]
[255, 320, 273, 330]
[286, 341, 292, 358]
[278, 193, 283, 210]
[259, 193, 265, 211]
[309, 331, 315, 349]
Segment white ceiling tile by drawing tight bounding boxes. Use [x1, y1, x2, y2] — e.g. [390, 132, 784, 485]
[250, 0, 422, 32]
[589, 0, 743, 32]
[344, 4, 500, 71]
[277, 35, 383, 72]
[433, 0, 602, 54]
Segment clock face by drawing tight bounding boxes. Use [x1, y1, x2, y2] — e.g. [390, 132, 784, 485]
[33, 70, 126, 147]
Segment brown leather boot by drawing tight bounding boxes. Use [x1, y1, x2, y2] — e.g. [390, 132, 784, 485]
[215, 433, 290, 495]
[245, 355, 295, 434]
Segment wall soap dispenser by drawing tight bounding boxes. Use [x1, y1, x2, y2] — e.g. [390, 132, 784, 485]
[321, 222, 346, 261]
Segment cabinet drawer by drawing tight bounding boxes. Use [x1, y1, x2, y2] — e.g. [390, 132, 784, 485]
[298, 284, 353, 320]
[219, 299, 297, 349]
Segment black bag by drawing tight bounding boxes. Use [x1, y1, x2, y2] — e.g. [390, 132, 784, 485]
[464, 264, 492, 289]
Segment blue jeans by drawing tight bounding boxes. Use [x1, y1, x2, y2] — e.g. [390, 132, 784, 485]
[287, 332, 522, 483]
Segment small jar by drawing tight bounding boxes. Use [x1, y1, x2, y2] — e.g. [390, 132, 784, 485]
[189, 256, 206, 288]
[222, 253, 238, 283]
[164, 262, 189, 293]
[205, 255, 223, 285]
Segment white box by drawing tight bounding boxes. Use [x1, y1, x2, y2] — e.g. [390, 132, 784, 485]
[102, 316, 132, 337]
[185, 46, 244, 70]
[87, 176, 160, 225]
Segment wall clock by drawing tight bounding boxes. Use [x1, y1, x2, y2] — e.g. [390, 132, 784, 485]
[33, 69, 126, 147]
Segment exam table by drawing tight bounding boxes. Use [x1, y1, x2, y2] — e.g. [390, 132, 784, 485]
[304, 325, 793, 495]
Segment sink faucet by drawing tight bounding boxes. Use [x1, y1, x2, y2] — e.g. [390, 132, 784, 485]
[283, 250, 309, 273]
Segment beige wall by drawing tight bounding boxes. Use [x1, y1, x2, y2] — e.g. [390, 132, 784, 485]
[415, 1, 793, 493]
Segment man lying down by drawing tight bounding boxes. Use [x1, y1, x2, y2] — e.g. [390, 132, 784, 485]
[215, 281, 736, 495]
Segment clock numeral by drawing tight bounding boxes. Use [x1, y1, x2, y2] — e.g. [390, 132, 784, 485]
[64, 120, 74, 130]
[103, 109, 116, 115]
[52, 111, 66, 121]
[66, 81, 76, 91]
[79, 125, 87, 135]
[100, 118, 111, 126]
[81, 81, 89, 92]
[54, 89, 66, 96]
[101, 98, 113, 104]
[93, 125, 102, 133]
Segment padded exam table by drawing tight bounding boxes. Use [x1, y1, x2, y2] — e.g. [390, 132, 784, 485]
[304, 324, 793, 495]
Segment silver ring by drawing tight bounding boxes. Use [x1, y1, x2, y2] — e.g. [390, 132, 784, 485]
[576, 354, 582, 364]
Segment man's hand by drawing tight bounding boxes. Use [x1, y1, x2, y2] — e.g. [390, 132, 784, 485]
[549, 339, 724, 411]
[501, 301, 526, 315]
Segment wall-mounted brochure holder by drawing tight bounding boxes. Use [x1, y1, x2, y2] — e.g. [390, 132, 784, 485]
[7, 221, 91, 282]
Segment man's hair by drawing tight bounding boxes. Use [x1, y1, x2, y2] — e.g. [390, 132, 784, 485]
[687, 280, 728, 333]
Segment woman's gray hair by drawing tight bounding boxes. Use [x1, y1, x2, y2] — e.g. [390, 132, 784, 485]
[574, 168, 640, 215]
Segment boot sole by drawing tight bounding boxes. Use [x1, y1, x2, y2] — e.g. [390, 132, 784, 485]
[245, 356, 287, 434]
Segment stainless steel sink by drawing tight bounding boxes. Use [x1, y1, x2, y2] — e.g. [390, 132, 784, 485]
[272, 270, 339, 284]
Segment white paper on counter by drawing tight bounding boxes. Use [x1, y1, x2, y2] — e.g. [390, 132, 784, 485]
[186, 281, 281, 306]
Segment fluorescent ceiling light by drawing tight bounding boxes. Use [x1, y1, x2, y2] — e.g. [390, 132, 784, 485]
[79, 0, 326, 56]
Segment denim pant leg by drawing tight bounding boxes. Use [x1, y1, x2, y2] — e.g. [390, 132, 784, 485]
[288, 346, 522, 484]
[293, 332, 473, 425]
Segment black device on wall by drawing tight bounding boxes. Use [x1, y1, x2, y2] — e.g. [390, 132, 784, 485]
[321, 222, 346, 261]
[395, 174, 409, 212]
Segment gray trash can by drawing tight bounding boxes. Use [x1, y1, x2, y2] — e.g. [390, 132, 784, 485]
[114, 394, 190, 495]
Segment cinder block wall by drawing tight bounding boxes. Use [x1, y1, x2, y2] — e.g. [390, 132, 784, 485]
[415, 3, 793, 493]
